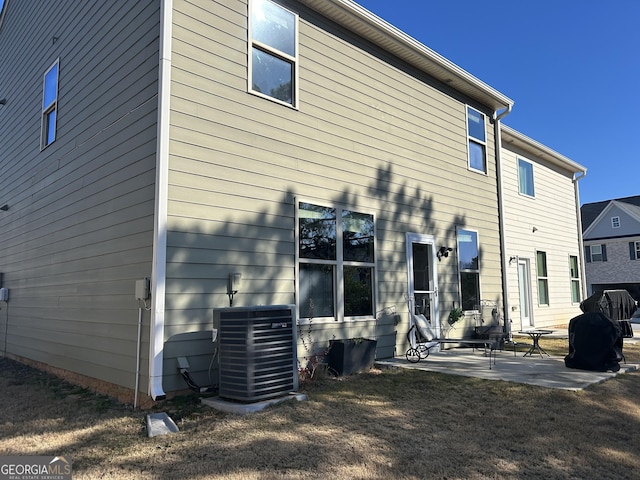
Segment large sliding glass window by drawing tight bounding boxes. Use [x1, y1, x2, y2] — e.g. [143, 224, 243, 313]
[250, 0, 297, 106]
[457, 228, 480, 311]
[298, 202, 375, 320]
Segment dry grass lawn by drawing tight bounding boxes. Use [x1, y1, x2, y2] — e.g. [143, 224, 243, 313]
[1, 338, 640, 479]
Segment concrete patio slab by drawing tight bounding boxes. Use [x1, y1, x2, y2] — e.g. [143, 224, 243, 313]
[376, 349, 638, 390]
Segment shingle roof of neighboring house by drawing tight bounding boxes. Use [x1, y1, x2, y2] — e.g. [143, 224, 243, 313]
[581, 195, 640, 232]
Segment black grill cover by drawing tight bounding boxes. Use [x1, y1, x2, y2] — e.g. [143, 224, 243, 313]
[580, 289, 637, 321]
[564, 312, 623, 372]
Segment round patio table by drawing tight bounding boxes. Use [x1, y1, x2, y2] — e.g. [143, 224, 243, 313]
[518, 329, 553, 357]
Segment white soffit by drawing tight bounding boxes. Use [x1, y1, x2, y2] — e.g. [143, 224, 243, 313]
[299, 0, 514, 112]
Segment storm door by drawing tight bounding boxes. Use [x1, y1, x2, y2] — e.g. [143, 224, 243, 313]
[518, 259, 533, 328]
[406, 233, 439, 331]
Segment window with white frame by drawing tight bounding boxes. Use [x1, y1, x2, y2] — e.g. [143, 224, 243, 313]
[536, 251, 549, 305]
[518, 159, 535, 197]
[298, 202, 375, 320]
[611, 216, 620, 228]
[457, 228, 480, 311]
[41, 60, 59, 148]
[569, 255, 580, 303]
[467, 106, 487, 173]
[630, 241, 640, 260]
[586, 244, 606, 262]
[249, 0, 297, 106]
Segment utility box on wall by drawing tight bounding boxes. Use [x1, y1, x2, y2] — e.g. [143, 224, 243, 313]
[214, 305, 298, 402]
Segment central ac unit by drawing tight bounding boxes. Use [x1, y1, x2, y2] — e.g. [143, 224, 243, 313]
[214, 304, 298, 402]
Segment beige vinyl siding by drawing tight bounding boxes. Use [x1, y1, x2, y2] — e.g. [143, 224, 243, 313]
[0, 1, 160, 393]
[167, 0, 503, 369]
[502, 145, 582, 328]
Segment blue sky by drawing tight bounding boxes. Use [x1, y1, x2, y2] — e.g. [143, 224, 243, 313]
[357, 0, 639, 205]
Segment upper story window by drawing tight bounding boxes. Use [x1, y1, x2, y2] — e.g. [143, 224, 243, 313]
[586, 244, 607, 263]
[536, 251, 549, 305]
[611, 216, 620, 228]
[297, 202, 375, 321]
[249, 0, 298, 107]
[466, 106, 487, 173]
[41, 59, 59, 149]
[630, 241, 640, 261]
[457, 228, 480, 311]
[518, 159, 535, 197]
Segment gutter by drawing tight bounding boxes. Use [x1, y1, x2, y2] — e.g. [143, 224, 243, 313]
[573, 170, 588, 299]
[493, 105, 513, 338]
[148, 0, 173, 401]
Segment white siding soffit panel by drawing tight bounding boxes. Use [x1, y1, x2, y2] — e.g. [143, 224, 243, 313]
[299, 0, 514, 112]
[501, 125, 587, 175]
[149, 0, 173, 401]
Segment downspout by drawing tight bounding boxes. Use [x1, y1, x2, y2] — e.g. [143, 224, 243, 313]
[493, 105, 513, 339]
[573, 170, 588, 299]
[148, 0, 173, 401]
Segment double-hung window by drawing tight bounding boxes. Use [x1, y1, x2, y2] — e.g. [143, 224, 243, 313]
[630, 241, 640, 260]
[250, 0, 298, 106]
[466, 106, 487, 173]
[586, 244, 607, 262]
[457, 229, 480, 311]
[298, 202, 375, 321]
[536, 251, 549, 305]
[569, 255, 580, 303]
[518, 159, 535, 197]
[41, 60, 59, 148]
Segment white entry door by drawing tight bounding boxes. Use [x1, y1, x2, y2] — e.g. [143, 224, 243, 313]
[406, 233, 439, 331]
[518, 259, 532, 329]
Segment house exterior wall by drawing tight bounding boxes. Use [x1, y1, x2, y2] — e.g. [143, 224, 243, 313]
[501, 137, 583, 329]
[0, 1, 160, 398]
[583, 201, 640, 299]
[162, 0, 507, 390]
[584, 236, 640, 296]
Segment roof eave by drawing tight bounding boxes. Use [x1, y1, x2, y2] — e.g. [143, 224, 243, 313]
[298, 0, 514, 112]
[501, 124, 587, 174]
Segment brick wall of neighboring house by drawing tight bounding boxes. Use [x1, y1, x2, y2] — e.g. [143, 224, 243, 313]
[585, 236, 640, 287]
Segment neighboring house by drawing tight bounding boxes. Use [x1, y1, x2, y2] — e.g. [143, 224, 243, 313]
[500, 126, 587, 331]
[581, 196, 640, 300]
[0, 0, 581, 403]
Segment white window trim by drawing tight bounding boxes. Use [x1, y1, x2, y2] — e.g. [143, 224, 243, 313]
[635, 241, 640, 260]
[590, 244, 603, 262]
[248, 0, 299, 109]
[41, 59, 59, 150]
[611, 216, 620, 228]
[457, 227, 481, 312]
[517, 158, 535, 198]
[569, 255, 580, 304]
[466, 106, 487, 174]
[536, 251, 549, 306]
[295, 199, 377, 324]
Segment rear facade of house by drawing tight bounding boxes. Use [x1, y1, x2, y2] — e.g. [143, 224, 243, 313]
[500, 126, 586, 330]
[1, 0, 514, 402]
